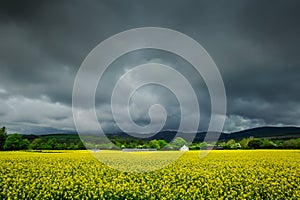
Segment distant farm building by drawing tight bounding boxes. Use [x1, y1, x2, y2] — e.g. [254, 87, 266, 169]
[180, 145, 189, 151]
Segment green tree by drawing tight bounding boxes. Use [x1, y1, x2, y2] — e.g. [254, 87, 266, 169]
[54, 143, 63, 150]
[4, 133, 25, 150]
[283, 138, 300, 149]
[148, 140, 160, 149]
[158, 140, 168, 149]
[227, 139, 236, 146]
[68, 143, 75, 150]
[171, 137, 187, 149]
[248, 138, 263, 149]
[240, 138, 249, 149]
[224, 139, 237, 149]
[200, 142, 208, 149]
[77, 141, 86, 150]
[47, 138, 57, 149]
[20, 139, 30, 150]
[0, 126, 7, 150]
[189, 143, 201, 150]
[29, 138, 43, 150]
[261, 139, 277, 149]
[114, 141, 122, 148]
[239, 137, 255, 149]
[199, 142, 214, 150]
[41, 142, 52, 150]
[62, 143, 68, 150]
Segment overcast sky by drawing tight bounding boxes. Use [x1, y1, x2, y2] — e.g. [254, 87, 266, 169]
[0, 0, 299, 134]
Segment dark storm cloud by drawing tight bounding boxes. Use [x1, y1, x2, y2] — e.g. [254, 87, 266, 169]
[239, 0, 300, 59]
[0, 0, 299, 133]
[0, 0, 43, 21]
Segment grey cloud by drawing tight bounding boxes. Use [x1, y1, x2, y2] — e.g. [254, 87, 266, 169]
[0, 95, 74, 133]
[0, 0, 299, 133]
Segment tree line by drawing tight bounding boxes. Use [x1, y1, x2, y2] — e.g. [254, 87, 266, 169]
[0, 127, 300, 151]
[0, 127, 85, 151]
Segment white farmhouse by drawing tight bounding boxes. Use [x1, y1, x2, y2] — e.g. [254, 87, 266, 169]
[180, 145, 189, 151]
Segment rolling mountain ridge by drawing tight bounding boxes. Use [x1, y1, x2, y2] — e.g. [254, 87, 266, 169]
[24, 126, 300, 143]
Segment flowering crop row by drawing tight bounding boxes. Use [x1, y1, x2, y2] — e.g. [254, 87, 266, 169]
[0, 150, 299, 199]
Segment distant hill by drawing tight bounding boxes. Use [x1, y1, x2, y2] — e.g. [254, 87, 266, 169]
[107, 131, 230, 143]
[22, 126, 300, 143]
[108, 126, 300, 142]
[228, 126, 300, 140]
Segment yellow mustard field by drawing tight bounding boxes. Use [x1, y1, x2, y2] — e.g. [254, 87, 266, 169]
[0, 150, 299, 199]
